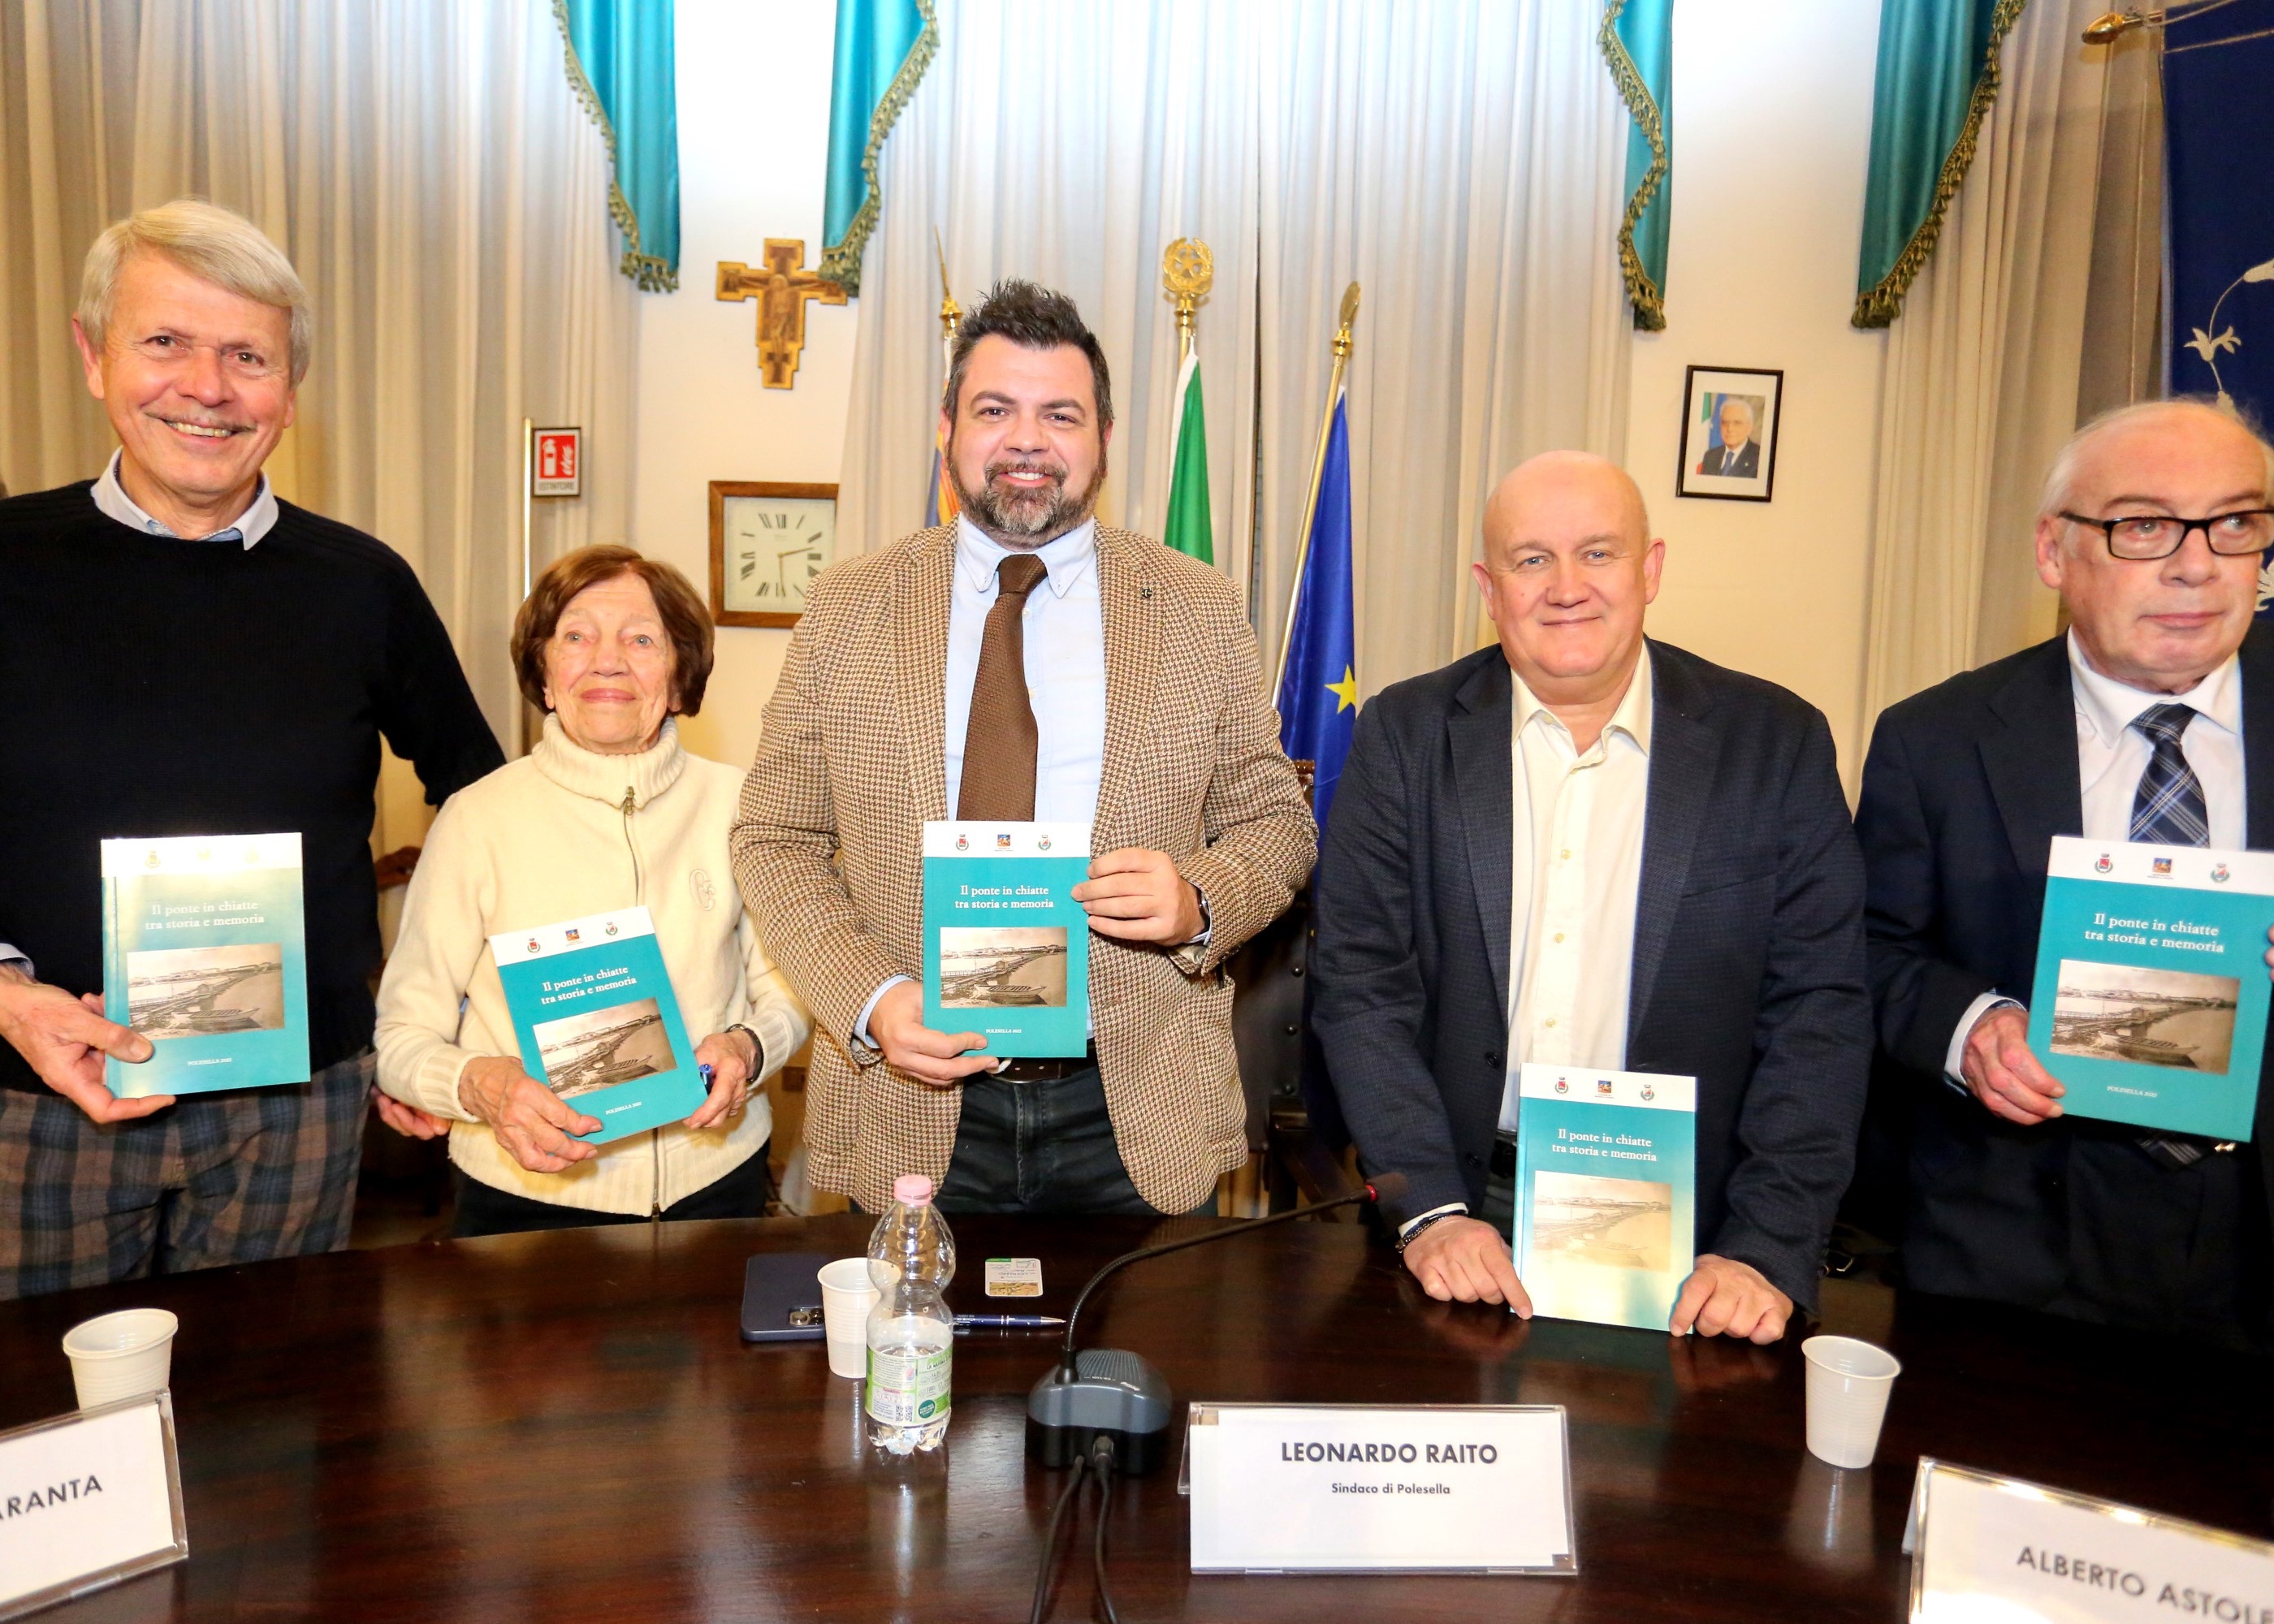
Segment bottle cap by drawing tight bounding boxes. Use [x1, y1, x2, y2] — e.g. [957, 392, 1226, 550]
[893, 1174, 935, 1207]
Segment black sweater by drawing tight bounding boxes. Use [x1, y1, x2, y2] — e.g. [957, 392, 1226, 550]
[0, 482, 504, 1092]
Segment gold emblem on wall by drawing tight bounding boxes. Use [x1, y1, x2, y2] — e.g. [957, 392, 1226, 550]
[715, 240, 846, 388]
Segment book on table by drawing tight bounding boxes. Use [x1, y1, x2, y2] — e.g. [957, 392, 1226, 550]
[921, 821, 1091, 1059]
[488, 905, 703, 1145]
[1513, 1063, 1697, 1332]
[101, 833, 309, 1097]
[2025, 836, 2273, 1142]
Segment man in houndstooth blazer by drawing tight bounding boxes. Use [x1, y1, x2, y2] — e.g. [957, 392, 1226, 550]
[731, 283, 1314, 1216]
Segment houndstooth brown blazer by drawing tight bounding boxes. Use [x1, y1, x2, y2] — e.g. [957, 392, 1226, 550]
[728, 523, 1316, 1214]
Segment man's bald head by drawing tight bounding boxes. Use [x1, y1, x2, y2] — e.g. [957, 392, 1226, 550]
[1482, 451, 1650, 564]
[1472, 451, 1662, 714]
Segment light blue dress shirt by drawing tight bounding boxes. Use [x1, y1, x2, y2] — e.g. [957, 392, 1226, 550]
[0, 456, 280, 978]
[942, 515, 1109, 821]
[91, 449, 278, 549]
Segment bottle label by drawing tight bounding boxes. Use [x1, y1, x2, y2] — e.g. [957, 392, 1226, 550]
[865, 1344, 953, 1426]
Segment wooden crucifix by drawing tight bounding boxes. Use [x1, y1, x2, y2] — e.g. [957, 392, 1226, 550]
[715, 240, 846, 388]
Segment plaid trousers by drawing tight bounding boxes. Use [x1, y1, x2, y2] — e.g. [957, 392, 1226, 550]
[0, 1050, 370, 1301]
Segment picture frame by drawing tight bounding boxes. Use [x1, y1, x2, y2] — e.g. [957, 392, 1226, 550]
[1676, 366, 1783, 503]
[708, 481, 839, 628]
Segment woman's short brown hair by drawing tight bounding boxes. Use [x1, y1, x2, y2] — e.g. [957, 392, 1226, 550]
[512, 545, 716, 716]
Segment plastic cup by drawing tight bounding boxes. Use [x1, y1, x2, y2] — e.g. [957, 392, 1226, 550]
[1802, 1334, 1901, 1469]
[817, 1259, 879, 1380]
[62, 1308, 179, 1409]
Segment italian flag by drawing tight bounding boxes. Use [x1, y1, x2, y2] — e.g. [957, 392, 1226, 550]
[1162, 351, 1213, 564]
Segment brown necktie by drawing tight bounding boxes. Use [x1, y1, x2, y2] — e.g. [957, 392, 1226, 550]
[956, 554, 1048, 820]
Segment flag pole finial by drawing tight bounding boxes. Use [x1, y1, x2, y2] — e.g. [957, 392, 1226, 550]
[1274, 281, 1363, 695]
[1162, 238, 1214, 361]
[932, 227, 960, 340]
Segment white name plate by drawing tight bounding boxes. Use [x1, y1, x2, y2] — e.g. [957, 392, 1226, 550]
[1904, 1458, 2274, 1622]
[0, 1393, 186, 1621]
[1182, 1402, 1575, 1574]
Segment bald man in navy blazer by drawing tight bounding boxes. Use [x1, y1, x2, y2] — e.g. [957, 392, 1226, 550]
[1312, 452, 1870, 1342]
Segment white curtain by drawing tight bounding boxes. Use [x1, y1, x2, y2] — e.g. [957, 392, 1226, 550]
[1860, 0, 2115, 719]
[0, 0, 638, 799]
[837, 0, 1632, 701]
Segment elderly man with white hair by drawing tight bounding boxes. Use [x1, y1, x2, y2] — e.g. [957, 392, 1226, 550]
[0, 200, 502, 1298]
[1859, 398, 2274, 1350]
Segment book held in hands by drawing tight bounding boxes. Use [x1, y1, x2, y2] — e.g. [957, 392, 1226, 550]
[488, 906, 703, 1144]
[922, 822, 1092, 1058]
[102, 833, 309, 1097]
[2026, 836, 2274, 1142]
[1513, 1063, 1697, 1332]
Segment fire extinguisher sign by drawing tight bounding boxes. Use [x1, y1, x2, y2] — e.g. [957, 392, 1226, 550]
[532, 427, 582, 498]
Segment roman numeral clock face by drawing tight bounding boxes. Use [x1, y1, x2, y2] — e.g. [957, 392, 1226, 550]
[719, 493, 835, 622]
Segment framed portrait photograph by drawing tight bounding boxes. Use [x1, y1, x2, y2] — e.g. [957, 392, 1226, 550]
[1676, 366, 1783, 503]
[709, 481, 838, 628]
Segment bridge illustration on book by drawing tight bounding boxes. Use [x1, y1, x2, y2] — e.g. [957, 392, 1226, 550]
[2051, 984, 2239, 1069]
[534, 998, 673, 1098]
[938, 931, 1070, 1009]
[126, 947, 286, 1038]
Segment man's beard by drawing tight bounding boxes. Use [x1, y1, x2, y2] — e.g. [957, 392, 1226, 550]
[953, 448, 1105, 546]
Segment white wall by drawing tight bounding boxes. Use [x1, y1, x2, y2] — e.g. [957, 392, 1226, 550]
[629, 0, 857, 771]
[1627, 0, 1887, 782]
[642, 0, 1892, 779]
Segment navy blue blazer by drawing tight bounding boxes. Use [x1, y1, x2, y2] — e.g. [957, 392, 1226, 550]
[1311, 639, 1871, 1309]
[1857, 629, 2274, 1307]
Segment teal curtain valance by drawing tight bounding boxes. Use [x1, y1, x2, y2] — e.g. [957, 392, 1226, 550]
[819, 0, 939, 296]
[1602, 0, 1673, 332]
[554, 0, 681, 292]
[1852, 0, 2027, 327]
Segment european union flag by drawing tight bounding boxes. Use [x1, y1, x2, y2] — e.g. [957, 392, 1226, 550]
[1277, 390, 1358, 831]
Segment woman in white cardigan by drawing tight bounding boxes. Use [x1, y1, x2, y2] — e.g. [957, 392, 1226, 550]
[374, 546, 810, 1235]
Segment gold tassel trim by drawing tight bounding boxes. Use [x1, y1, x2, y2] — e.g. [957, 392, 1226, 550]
[1851, 0, 2026, 329]
[1600, 0, 1668, 333]
[550, 0, 680, 293]
[817, 0, 940, 297]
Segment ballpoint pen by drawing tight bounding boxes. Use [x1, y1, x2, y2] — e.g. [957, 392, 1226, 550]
[953, 1314, 1066, 1332]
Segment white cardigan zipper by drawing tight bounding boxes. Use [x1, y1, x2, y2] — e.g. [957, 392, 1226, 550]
[620, 784, 664, 1222]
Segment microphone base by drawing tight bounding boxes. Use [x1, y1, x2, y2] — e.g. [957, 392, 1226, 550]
[1025, 1347, 1174, 1476]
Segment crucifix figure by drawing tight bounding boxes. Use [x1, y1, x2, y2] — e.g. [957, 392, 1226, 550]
[715, 240, 847, 388]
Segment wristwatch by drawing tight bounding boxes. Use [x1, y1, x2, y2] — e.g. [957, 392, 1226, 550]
[725, 1024, 764, 1075]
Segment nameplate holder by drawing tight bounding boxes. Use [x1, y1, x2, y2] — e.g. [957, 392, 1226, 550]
[0, 1393, 187, 1621]
[1904, 1457, 2274, 1622]
[1180, 1402, 1575, 1575]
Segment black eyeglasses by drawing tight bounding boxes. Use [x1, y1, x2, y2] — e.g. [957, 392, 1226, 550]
[2060, 509, 2274, 560]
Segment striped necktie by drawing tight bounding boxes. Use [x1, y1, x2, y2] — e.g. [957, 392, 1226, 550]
[2126, 702, 2216, 1169]
[2129, 704, 2209, 846]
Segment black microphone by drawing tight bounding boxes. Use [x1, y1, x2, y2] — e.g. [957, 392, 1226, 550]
[1023, 1173, 1408, 1476]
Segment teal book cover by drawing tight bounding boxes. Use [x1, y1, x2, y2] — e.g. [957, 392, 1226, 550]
[2026, 836, 2273, 1141]
[102, 833, 310, 1097]
[487, 906, 703, 1146]
[1514, 1064, 1697, 1332]
[922, 821, 1091, 1059]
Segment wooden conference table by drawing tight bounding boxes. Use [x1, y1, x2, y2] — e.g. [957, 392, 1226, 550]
[0, 1213, 2268, 1622]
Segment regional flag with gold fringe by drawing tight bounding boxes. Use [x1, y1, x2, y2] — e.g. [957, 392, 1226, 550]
[1275, 387, 1357, 830]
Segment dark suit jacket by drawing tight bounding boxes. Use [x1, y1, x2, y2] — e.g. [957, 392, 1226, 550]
[1311, 640, 1871, 1310]
[1857, 631, 2274, 1307]
[1698, 440, 1760, 478]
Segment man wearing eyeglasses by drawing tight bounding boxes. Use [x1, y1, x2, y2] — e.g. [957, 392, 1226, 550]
[1857, 398, 2274, 1347]
[0, 201, 501, 1298]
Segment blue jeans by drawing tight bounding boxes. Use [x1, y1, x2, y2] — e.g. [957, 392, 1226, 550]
[936, 1066, 1160, 1216]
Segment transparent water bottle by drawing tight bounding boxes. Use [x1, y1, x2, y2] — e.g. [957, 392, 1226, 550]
[865, 1173, 957, 1454]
